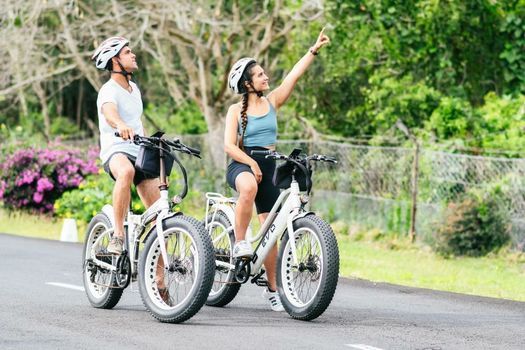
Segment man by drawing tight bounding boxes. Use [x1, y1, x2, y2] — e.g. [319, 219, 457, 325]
[92, 36, 160, 254]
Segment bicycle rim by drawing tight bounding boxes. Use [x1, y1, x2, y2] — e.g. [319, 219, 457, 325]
[143, 226, 200, 310]
[280, 227, 323, 308]
[208, 219, 234, 297]
[84, 221, 113, 298]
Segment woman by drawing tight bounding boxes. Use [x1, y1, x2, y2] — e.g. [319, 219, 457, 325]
[224, 28, 330, 311]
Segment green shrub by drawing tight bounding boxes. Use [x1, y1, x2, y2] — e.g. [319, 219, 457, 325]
[50, 116, 82, 138]
[425, 96, 480, 142]
[143, 102, 207, 135]
[54, 174, 145, 223]
[434, 191, 510, 257]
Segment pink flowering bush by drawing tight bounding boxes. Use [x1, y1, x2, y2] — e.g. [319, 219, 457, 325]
[0, 145, 99, 214]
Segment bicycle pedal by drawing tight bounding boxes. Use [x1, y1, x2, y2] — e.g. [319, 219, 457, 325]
[252, 278, 268, 287]
[234, 256, 252, 262]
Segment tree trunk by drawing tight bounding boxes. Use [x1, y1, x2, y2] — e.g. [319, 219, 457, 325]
[76, 81, 84, 128]
[17, 89, 28, 118]
[33, 82, 50, 141]
[202, 104, 226, 169]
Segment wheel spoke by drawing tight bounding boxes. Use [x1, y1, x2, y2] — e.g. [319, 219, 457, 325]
[143, 224, 199, 310]
[281, 227, 323, 308]
[209, 220, 234, 295]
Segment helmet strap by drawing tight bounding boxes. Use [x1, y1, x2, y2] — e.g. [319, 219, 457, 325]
[247, 82, 263, 97]
[111, 60, 133, 80]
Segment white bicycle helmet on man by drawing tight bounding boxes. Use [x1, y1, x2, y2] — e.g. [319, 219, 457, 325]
[91, 36, 132, 77]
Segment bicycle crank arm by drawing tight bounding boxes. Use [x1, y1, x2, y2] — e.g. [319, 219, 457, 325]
[91, 256, 117, 272]
[215, 260, 235, 271]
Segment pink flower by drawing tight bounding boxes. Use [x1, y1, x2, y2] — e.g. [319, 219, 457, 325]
[33, 192, 43, 204]
[37, 178, 54, 192]
[0, 180, 5, 199]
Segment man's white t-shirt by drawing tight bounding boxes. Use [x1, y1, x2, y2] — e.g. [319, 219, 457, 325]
[97, 78, 144, 163]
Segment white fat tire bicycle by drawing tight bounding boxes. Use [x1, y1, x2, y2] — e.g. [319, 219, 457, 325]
[82, 133, 215, 323]
[205, 149, 340, 321]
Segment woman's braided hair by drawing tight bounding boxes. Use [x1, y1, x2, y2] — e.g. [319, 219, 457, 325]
[239, 92, 249, 150]
[237, 61, 259, 150]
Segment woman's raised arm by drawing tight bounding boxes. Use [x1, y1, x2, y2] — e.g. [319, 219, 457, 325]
[268, 28, 330, 109]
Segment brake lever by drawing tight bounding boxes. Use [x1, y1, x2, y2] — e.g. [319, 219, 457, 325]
[269, 154, 286, 160]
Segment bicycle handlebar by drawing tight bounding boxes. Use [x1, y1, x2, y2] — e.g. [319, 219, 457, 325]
[250, 150, 273, 156]
[166, 138, 201, 157]
[250, 149, 337, 164]
[114, 132, 201, 158]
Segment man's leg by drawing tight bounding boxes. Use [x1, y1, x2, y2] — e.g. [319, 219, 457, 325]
[136, 177, 161, 208]
[107, 154, 135, 254]
[137, 177, 166, 300]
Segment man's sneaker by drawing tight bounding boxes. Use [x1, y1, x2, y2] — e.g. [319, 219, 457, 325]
[107, 236, 124, 255]
[262, 288, 285, 312]
[233, 240, 253, 258]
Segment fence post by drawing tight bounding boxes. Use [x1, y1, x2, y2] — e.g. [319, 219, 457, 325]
[409, 141, 420, 242]
[395, 119, 420, 242]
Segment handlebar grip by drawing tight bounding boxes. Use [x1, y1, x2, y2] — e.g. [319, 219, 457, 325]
[114, 132, 139, 142]
[250, 150, 272, 156]
[185, 145, 201, 156]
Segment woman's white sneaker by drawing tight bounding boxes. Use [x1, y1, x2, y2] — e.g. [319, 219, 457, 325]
[233, 240, 253, 258]
[262, 289, 285, 312]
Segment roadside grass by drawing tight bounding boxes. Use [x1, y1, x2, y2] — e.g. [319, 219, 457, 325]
[1, 208, 524, 302]
[338, 233, 525, 302]
[0, 209, 86, 242]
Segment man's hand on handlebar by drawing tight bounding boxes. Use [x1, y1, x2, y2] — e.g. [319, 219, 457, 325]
[116, 123, 134, 140]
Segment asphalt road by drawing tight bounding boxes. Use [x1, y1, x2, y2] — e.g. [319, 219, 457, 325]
[0, 233, 524, 350]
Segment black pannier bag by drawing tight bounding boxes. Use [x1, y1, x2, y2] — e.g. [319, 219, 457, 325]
[135, 142, 175, 177]
[272, 149, 312, 192]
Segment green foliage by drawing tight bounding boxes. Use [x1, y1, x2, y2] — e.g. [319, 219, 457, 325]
[279, 0, 525, 141]
[424, 97, 480, 142]
[434, 190, 510, 257]
[0, 125, 36, 161]
[50, 116, 82, 138]
[354, 72, 442, 133]
[143, 102, 207, 135]
[5, 0, 525, 148]
[54, 174, 146, 223]
[476, 92, 525, 153]
[499, 11, 525, 93]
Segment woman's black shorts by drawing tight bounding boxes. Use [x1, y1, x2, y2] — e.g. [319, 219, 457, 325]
[226, 146, 280, 214]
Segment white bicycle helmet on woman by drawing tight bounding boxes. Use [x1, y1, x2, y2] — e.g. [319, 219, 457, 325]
[228, 57, 257, 94]
[91, 36, 130, 76]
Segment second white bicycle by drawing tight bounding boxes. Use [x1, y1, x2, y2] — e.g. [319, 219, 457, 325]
[204, 148, 339, 320]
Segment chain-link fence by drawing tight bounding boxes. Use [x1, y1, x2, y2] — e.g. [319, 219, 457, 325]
[61, 135, 525, 250]
[283, 140, 525, 251]
[177, 136, 525, 251]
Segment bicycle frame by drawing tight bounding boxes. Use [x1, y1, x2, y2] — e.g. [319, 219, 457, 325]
[88, 189, 178, 277]
[206, 179, 312, 277]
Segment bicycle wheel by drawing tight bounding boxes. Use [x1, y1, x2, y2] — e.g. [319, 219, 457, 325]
[204, 211, 241, 307]
[277, 214, 339, 320]
[82, 213, 124, 309]
[138, 214, 215, 323]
